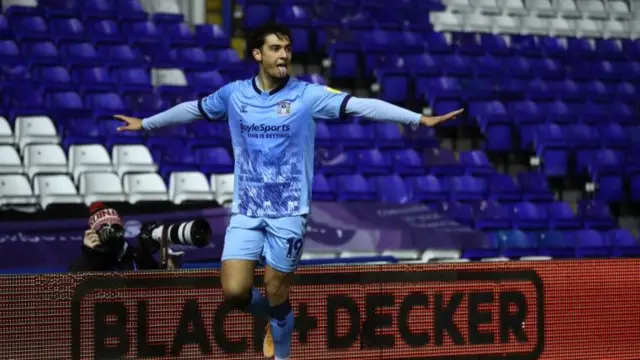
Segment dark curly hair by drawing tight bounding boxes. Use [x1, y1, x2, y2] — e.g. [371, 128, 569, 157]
[247, 22, 292, 56]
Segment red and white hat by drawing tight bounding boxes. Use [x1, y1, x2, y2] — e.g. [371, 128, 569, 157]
[88, 202, 123, 230]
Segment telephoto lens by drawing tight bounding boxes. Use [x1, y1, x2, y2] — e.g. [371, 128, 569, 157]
[150, 219, 212, 248]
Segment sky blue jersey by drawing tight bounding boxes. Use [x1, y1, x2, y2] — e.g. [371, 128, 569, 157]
[199, 77, 350, 218]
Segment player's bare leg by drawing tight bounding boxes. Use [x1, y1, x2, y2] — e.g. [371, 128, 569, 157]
[263, 265, 295, 360]
[221, 259, 272, 355]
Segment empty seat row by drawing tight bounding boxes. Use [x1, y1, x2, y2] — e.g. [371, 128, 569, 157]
[445, 0, 635, 19]
[0, 65, 232, 94]
[0, 171, 233, 209]
[0, 168, 617, 232]
[0, 38, 242, 70]
[330, 37, 640, 84]
[368, 32, 640, 59]
[1, 16, 230, 49]
[432, 10, 640, 38]
[0, 142, 157, 180]
[2, 0, 182, 19]
[304, 227, 640, 262]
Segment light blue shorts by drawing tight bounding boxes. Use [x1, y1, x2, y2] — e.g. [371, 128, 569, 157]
[221, 214, 308, 273]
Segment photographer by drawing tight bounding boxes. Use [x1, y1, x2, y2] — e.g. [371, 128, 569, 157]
[68, 203, 185, 272]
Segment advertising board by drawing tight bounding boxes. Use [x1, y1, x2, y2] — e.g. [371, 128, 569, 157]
[1, 260, 639, 359]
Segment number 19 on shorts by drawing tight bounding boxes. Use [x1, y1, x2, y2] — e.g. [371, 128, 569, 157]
[286, 238, 303, 262]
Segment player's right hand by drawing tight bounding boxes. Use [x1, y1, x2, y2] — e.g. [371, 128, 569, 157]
[114, 114, 143, 131]
[83, 230, 101, 249]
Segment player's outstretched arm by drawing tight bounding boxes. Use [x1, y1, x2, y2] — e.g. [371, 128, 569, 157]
[345, 97, 463, 127]
[114, 100, 202, 132]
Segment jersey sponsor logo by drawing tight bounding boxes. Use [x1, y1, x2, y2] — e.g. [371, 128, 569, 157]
[277, 101, 292, 116]
[324, 86, 342, 94]
[239, 121, 291, 139]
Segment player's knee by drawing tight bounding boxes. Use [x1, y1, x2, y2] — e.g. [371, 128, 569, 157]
[222, 283, 252, 309]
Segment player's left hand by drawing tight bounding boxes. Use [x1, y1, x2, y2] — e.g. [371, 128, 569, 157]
[419, 108, 464, 127]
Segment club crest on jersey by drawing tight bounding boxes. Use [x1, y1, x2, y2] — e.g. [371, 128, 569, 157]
[276, 101, 291, 116]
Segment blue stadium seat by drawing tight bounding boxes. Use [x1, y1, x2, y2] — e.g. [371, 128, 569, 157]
[534, 123, 569, 177]
[512, 202, 547, 230]
[435, 201, 474, 227]
[186, 121, 228, 148]
[575, 229, 610, 258]
[49, 18, 86, 43]
[373, 123, 405, 149]
[546, 201, 581, 230]
[122, 21, 162, 45]
[517, 172, 555, 202]
[423, 147, 464, 176]
[33, 65, 74, 90]
[84, 92, 126, 119]
[615, 82, 637, 102]
[314, 121, 332, 148]
[578, 200, 616, 229]
[511, 99, 541, 149]
[195, 147, 234, 174]
[0, 40, 22, 65]
[115, 0, 147, 21]
[334, 174, 376, 201]
[318, 149, 356, 175]
[312, 174, 336, 201]
[195, 24, 230, 48]
[96, 43, 144, 67]
[61, 42, 100, 66]
[405, 175, 446, 203]
[406, 126, 438, 149]
[356, 149, 390, 175]
[177, 47, 212, 70]
[46, 90, 87, 117]
[493, 230, 537, 258]
[22, 40, 61, 65]
[87, 19, 122, 44]
[159, 22, 197, 46]
[111, 67, 152, 92]
[473, 100, 511, 151]
[10, 15, 49, 41]
[0, 65, 31, 88]
[153, 144, 199, 178]
[60, 118, 102, 149]
[600, 124, 629, 149]
[328, 44, 359, 79]
[336, 123, 371, 149]
[488, 173, 521, 203]
[371, 175, 410, 204]
[608, 229, 640, 257]
[243, 2, 273, 30]
[447, 175, 486, 202]
[536, 231, 575, 258]
[0, 15, 11, 39]
[41, 0, 81, 18]
[82, 0, 116, 19]
[376, 69, 409, 103]
[388, 149, 424, 176]
[459, 150, 494, 177]
[588, 149, 624, 202]
[7, 86, 46, 118]
[472, 200, 511, 230]
[72, 66, 115, 92]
